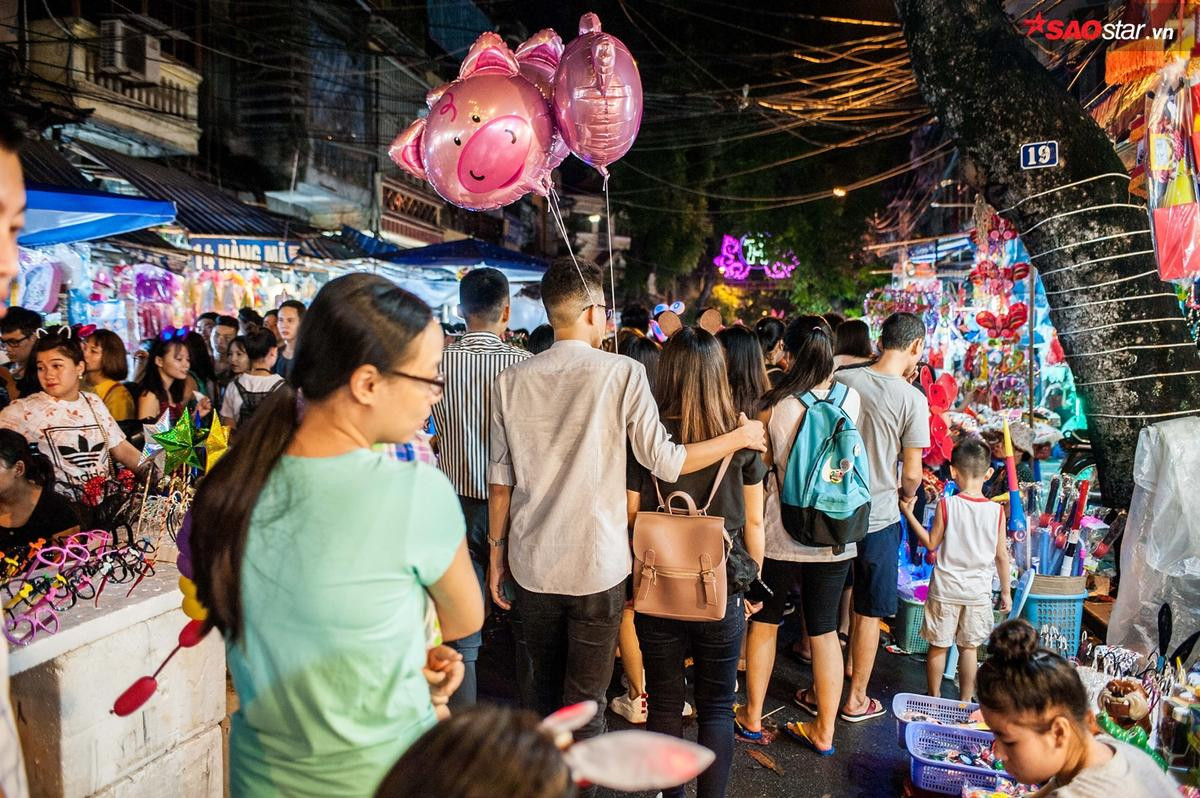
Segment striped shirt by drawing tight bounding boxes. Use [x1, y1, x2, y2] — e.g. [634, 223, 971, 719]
[433, 331, 532, 499]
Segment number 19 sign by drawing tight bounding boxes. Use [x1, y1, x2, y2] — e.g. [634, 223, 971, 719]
[1020, 141, 1059, 170]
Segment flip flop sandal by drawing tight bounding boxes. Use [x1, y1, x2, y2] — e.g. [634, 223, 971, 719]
[792, 689, 818, 717]
[783, 721, 835, 757]
[734, 717, 772, 745]
[839, 697, 886, 723]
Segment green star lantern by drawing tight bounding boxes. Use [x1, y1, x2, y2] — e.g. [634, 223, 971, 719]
[152, 413, 202, 473]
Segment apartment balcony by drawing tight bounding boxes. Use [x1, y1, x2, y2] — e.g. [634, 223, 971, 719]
[26, 18, 202, 157]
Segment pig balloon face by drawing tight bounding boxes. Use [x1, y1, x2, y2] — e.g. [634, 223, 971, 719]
[390, 32, 556, 211]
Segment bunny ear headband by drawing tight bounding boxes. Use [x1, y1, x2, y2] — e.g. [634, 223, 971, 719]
[541, 701, 714, 790]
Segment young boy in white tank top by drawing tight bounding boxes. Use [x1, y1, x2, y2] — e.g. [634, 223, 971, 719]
[901, 436, 1012, 701]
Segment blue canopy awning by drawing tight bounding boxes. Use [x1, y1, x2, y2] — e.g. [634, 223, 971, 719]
[19, 184, 177, 247]
[383, 237, 548, 278]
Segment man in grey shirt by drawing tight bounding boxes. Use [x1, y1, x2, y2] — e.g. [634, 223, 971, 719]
[487, 257, 765, 759]
[834, 312, 929, 723]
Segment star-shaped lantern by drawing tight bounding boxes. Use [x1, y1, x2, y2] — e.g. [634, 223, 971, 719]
[139, 410, 172, 470]
[203, 415, 229, 473]
[152, 412, 202, 473]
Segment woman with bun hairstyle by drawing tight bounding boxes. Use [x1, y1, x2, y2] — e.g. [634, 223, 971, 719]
[977, 620, 1178, 796]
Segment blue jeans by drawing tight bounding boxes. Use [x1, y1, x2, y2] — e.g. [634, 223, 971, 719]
[448, 496, 488, 709]
[635, 594, 745, 798]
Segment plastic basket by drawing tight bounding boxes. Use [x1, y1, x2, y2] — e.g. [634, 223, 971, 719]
[904, 721, 1015, 795]
[891, 692, 979, 748]
[1020, 591, 1087, 655]
[895, 596, 929, 654]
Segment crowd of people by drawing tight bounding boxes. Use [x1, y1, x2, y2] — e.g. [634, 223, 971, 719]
[187, 255, 1174, 798]
[0, 115, 1178, 797]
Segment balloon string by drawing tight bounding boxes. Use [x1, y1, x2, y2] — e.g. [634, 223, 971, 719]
[548, 189, 600, 308]
[604, 175, 617, 353]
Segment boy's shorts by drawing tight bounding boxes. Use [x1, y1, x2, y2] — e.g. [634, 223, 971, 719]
[920, 596, 993, 649]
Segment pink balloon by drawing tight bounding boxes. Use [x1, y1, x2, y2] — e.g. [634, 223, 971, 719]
[554, 13, 643, 177]
[516, 29, 570, 174]
[389, 33, 556, 211]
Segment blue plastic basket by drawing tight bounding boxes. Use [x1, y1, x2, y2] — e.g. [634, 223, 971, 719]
[1019, 591, 1086, 655]
[891, 692, 980, 748]
[905, 721, 1016, 795]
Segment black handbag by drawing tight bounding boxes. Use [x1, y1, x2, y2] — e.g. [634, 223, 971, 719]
[726, 528, 758, 595]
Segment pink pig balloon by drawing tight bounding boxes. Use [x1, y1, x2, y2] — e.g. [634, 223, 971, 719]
[389, 32, 555, 211]
[554, 13, 644, 177]
[516, 28, 570, 174]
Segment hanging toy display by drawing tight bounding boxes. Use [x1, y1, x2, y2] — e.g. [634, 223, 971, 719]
[1146, 58, 1200, 281]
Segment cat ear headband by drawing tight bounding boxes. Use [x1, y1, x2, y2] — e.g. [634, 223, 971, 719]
[34, 326, 73, 340]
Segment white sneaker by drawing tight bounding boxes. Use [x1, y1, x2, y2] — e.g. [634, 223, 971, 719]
[610, 691, 648, 724]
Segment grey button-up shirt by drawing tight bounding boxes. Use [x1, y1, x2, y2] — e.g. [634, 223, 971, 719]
[489, 340, 687, 596]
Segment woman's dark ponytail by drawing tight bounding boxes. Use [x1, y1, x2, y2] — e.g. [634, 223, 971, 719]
[977, 619, 1089, 725]
[189, 274, 433, 641]
[759, 315, 835, 410]
[189, 383, 298, 639]
[0, 429, 56, 492]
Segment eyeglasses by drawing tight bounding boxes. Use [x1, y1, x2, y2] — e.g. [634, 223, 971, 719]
[392, 370, 445, 397]
[582, 304, 614, 322]
[1, 333, 30, 349]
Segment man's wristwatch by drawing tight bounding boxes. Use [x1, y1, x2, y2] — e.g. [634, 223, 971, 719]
[487, 535, 507, 548]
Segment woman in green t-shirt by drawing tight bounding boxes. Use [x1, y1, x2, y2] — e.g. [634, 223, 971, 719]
[189, 274, 483, 798]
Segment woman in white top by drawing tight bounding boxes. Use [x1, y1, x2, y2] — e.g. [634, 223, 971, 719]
[0, 328, 142, 494]
[735, 316, 861, 757]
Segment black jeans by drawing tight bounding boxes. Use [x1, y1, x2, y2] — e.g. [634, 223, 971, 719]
[635, 594, 745, 798]
[513, 581, 624, 739]
[448, 495, 489, 709]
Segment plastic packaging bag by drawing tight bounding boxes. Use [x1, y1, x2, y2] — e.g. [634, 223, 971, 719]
[1107, 417, 1200, 660]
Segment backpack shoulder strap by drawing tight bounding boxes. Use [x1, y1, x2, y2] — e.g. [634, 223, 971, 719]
[828, 381, 849, 407]
[797, 390, 817, 409]
[700, 453, 735, 513]
[233, 379, 248, 399]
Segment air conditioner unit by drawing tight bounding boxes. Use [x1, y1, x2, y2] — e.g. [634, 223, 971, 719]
[98, 19, 130, 75]
[98, 18, 161, 84]
[125, 33, 161, 85]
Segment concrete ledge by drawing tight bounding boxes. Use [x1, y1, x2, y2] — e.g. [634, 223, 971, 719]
[9, 565, 226, 797]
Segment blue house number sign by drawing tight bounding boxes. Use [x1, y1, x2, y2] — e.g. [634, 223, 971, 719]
[1020, 141, 1059, 169]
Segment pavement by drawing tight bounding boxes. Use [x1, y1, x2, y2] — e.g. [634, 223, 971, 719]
[478, 613, 937, 798]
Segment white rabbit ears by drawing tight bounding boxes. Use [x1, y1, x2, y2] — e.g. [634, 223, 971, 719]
[539, 701, 715, 791]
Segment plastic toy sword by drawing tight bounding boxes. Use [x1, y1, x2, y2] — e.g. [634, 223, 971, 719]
[1002, 420, 1028, 538]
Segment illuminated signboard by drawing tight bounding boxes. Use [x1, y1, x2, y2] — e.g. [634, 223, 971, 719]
[712, 233, 798, 280]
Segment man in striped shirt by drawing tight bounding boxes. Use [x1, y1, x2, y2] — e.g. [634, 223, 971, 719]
[431, 267, 531, 706]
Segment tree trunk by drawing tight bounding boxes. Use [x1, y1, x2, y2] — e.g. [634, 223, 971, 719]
[896, 0, 1200, 506]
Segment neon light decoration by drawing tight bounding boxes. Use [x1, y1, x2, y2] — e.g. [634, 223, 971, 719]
[713, 233, 798, 280]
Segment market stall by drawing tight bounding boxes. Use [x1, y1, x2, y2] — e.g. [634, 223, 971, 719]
[377, 237, 549, 329]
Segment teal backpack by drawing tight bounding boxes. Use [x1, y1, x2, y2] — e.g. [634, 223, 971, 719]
[779, 382, 871, 553]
